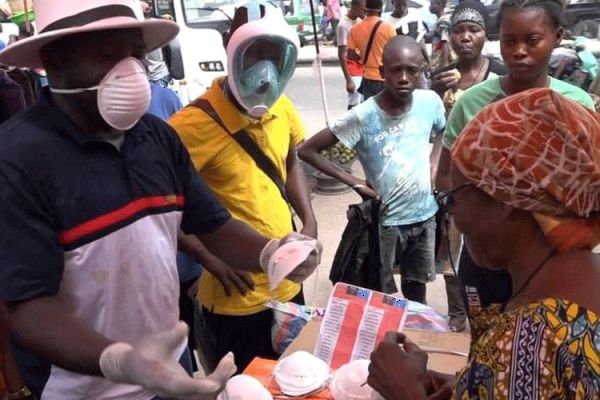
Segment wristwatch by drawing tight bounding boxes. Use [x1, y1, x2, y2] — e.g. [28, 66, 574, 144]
[7, 386, 33, 400]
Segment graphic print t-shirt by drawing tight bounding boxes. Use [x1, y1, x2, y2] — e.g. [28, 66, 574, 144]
[331, 89, 446, 226]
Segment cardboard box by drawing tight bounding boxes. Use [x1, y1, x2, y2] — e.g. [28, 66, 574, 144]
[282, 318, 322, 357]
[282, 319, 470, 375]
[403, 329, 470, 374]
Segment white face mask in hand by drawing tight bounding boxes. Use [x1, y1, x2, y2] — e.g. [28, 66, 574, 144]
[50, 57, 151, 131]
[259, 232, 322, 290]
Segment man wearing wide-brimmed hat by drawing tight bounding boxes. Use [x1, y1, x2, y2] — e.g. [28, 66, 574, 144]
[0, 1, 321, 399]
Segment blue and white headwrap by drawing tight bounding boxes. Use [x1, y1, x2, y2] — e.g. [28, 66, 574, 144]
[451, 0, 488, 31]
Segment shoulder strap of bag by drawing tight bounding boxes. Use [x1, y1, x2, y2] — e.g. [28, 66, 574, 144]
[363, 20, 383, 66]
[190, 98, 290, 204]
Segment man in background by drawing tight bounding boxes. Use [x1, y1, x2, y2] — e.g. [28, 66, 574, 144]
[140, 0, 172, 87]
[384, 0, 427, 41]
[326, 0, 341, 45]
[429, 0, 452, 70]
[347, 0, 396, 99]
[338, 0, 366, 110]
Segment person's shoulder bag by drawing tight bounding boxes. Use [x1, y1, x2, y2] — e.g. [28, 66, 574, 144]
[190, 98, 296, 229]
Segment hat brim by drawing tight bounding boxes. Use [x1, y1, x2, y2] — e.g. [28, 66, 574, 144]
[0, 17, 179, 69]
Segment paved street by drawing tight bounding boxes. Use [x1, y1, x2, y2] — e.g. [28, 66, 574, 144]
[285, 65, 449, 316]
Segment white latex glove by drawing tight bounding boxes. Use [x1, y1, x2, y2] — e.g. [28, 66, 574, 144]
[259, 232, 322, 286]
[99, 322, 236, 400]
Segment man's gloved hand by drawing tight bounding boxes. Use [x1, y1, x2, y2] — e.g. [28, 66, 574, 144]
[259, 232, 322, 285]
[99, 322, 236, 400]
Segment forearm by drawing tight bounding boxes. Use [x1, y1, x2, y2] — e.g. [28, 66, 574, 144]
[434, 146, 452, 192]
[0, 303, 27, 392]
[420, 42, 430, 65]
[399, 387, 427, 400]
[178, 231, 216, 266]
[346, 48, 361, 62]
[197, 219, 269, 272]
[299, 145, 362, 188]
[6, 297, 112, 376]
[430, 131, 443, 183]
[338, 46, 352, 81]
[442, 43, 450, 66]
[285, 150, 317, 234]
[554, 59, 567, 78]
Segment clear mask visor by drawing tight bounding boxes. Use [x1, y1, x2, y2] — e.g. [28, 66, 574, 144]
[230, 36, 297, 115]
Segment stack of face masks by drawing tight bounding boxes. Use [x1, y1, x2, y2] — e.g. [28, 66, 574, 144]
[330, 360, 384, 400]
[217, 375, 273, 400]
[273, 351, 330, 396]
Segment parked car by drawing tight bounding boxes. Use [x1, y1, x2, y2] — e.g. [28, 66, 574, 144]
[486, 0, 600, 40]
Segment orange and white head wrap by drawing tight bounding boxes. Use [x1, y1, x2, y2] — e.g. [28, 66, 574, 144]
[451, 88, 600, 252]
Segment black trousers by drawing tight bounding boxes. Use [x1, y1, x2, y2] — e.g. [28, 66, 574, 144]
[359, 78, 385, 100]
[202, 290, 305, 372]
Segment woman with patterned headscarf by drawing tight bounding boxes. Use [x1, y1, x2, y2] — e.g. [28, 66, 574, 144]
[434, 0, 596, 354]
[368, 88, 600, 399]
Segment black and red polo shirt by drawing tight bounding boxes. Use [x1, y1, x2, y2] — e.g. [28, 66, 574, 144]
[0, 89, 230, 399]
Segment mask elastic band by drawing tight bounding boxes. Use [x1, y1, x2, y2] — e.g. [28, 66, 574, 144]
[50, 85, 100, 94]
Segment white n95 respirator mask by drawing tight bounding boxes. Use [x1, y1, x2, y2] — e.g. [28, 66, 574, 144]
[226, 3, 299, 118]
[50, 57, 151, 131]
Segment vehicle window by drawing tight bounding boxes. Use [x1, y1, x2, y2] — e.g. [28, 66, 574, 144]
[182, 0, 238, 24]
[155, 0, 176, 17]
[292, 0, 316, 16]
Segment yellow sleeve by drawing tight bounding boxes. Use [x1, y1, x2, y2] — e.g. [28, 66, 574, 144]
[280, 95, 306, 148]
[168, 106, 220, 172]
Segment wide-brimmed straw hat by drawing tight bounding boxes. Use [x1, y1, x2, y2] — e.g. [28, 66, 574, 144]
[0, 0, 179, 68]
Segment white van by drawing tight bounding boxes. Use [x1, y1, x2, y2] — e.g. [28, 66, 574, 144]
[150, 0, 240, 103]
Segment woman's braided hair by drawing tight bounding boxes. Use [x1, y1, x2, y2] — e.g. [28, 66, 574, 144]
[498, 0, 565, 29]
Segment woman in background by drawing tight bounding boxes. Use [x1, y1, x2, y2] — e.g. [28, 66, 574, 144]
[431, 0, 507, 333]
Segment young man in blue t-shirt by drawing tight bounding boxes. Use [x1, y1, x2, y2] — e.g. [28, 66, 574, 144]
[299, 35, 446, 302]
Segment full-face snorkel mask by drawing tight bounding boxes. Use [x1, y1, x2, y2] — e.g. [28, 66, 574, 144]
[226, 1, 299, 118]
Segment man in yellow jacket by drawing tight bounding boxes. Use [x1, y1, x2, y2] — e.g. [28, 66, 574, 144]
[170, 2, 317, 371]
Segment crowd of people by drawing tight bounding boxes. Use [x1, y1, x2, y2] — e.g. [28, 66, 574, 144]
[0, 0, 599, 399]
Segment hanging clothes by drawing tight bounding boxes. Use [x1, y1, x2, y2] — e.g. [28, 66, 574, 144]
[330, 199, 383, 291]
[0, 69, 26, 124]
[6, 67, 34, 107]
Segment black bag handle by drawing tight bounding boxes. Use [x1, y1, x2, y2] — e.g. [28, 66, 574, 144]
[190, 98, 290, 204]
[363, 20, 383, 67]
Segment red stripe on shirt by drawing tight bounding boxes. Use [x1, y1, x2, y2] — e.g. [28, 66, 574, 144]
[59, 195, 185, 245]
